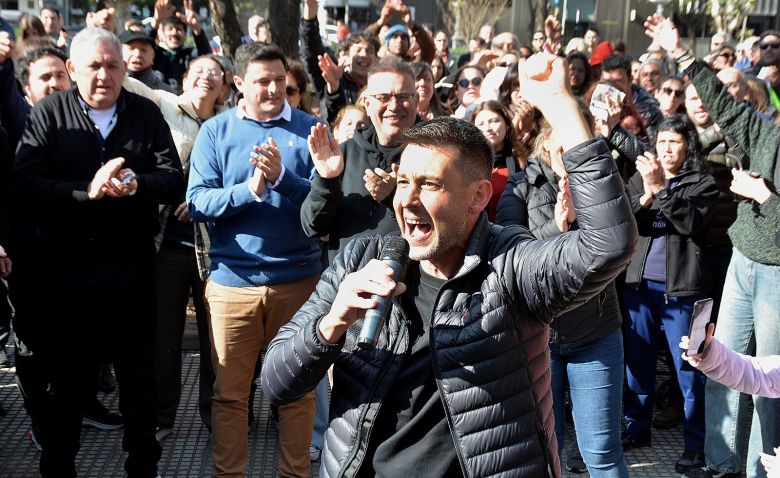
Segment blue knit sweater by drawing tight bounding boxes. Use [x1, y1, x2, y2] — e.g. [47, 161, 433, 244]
[187, 106, 321, 287]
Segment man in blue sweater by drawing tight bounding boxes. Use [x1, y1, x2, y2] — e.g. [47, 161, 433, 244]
[187, 42, 321, 478]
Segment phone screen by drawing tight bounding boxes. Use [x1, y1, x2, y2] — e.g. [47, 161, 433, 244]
[687, 298, 713, 355]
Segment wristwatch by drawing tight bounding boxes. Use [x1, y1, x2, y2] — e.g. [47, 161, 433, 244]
[656, 187, 671, 200]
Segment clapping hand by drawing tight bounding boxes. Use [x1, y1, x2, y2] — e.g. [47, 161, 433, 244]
[250, 138, 283, 184]
[635, 152, 665, 205]
[364, 163, 398, 202]
[87, 158, 137, 199]
[308, 123, 344, 179]
[318, 54, 343, 94]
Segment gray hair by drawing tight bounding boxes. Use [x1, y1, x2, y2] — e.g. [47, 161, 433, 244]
[69, 28, 122, 64]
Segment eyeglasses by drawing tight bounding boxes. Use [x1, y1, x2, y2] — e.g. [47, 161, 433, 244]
[760, 42, 780, 50]
[190, 67, 223, 79]
[497, 62, 517, 68]
[368, 92, 415, 105]
[718, 52, 734, 59]
[662, 86, 684, 98]
[286, 86, 300, 96]
[457, 77, 483, 88]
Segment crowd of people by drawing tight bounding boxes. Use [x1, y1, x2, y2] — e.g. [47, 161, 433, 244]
[0, 0, 778, 477]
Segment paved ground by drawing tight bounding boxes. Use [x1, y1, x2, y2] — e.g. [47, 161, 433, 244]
[0, 341, 703, 477]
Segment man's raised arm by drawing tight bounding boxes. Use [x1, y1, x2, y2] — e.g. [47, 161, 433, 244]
[503, 54, 638, 321]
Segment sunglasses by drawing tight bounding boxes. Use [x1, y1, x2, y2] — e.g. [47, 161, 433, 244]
[286, 86, 300, 96]
[497, 62, 517, 68]
[760, 42, 780, 50]
[457, 77, 483, 88]
[662, 86, 684, 99]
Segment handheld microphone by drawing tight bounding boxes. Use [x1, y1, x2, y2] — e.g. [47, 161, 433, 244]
[357, 237, 409, 349]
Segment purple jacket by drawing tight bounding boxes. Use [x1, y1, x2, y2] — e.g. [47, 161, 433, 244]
[689, 339, 780, 398]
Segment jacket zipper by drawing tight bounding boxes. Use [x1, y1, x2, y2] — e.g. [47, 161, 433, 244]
[338, 298, 407, 478]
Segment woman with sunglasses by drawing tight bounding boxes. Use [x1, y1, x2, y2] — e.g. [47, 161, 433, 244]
[123, 54, 231, 440]
[447, 64, 485, 118]
[567, 51, 593, 97]
[286, 60, 313, 115]
[655, 76, 686, 117]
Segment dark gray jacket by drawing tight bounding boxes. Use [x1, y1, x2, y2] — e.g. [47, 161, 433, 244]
[495, 157, 622, 345]
[262, 138, 637, 478]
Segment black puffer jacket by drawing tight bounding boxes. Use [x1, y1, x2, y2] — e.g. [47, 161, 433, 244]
[606, 124, 650, 182]
[300, 124, 402, 262]
[263, 138, 637, 478]
[495, 158, 622, 345]
[625, 170, 719, 296]
[632, 84, 663, 141]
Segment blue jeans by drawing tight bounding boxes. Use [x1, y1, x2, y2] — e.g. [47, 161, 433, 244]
[704, 248, 780, 478]
[311, 377, 329, 449]
[623, 279, 706, 453]
[550, 329, 629, 477]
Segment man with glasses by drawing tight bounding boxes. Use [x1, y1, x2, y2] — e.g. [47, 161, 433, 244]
[187, 42, 321, 477]
[302, 57, 418, 262]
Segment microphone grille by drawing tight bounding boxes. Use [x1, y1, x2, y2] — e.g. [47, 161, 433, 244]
[380, 236, 410, 262]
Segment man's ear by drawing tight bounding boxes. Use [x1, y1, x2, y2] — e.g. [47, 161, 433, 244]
[233, 74, 244, 94]
[65, 58, 76, 81]
[468, 179, 493, 214]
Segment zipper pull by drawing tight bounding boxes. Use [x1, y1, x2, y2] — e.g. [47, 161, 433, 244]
[664, 293, 669, 305]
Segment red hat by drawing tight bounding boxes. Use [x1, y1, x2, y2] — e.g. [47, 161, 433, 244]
[589, 41, 614, 66]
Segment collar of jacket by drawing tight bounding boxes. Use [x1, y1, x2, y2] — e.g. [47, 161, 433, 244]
[70, 86, 127, 117]
[451, 212, 492, 280]
[670, 169, 702, 187]
[176, 94, 229, 124]
[524, 157, 557, 188]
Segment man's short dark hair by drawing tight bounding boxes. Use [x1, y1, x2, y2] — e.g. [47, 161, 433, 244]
[398, 117, 492, 182]
[587, 26, 600, 36]
[601, 54, 631, 77]
[41, 4, 61, 17]
[233, 42, 289, 78]
[161, 16, 186, 31]
[16, 45, 67, 87]
[343, 32, 381, 58]
[367, 56, 415, 84]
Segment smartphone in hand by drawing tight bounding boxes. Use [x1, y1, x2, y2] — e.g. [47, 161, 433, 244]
[686, 298, 714, 356]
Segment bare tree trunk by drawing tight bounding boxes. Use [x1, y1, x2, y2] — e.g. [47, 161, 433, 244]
[269, 0, 300, 59]
[209, 0, 243, 62]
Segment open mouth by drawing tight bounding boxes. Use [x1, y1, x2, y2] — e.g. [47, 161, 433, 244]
[406, 218, 432, 241]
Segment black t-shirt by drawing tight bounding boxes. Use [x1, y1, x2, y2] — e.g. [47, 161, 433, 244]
[358, 266, 463, 478]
